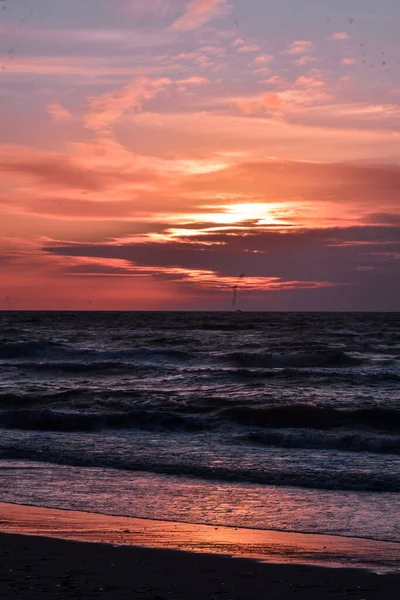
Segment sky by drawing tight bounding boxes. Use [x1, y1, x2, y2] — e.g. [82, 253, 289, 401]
[0, 0, 399, 310]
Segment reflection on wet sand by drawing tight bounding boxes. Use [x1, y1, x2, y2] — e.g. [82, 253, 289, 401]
[1, 502, 399, 573]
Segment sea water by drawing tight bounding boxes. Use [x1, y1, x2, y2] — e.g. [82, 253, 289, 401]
[0, 312, 399, 542]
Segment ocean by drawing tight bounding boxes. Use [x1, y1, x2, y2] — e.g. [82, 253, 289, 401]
[0, 311, 399, 544]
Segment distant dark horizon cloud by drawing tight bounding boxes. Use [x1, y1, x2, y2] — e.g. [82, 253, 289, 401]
[40, 222, 399, 311]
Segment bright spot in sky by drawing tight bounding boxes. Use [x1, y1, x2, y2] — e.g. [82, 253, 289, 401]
[223, 203, 283, 224]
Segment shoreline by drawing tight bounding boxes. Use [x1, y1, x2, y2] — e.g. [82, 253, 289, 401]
[0, 502, 399, 574]
[2, 498, 398, 545]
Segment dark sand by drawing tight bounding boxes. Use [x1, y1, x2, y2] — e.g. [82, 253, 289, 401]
[2, 532, 400, 600]
[0, 503, 399, 599]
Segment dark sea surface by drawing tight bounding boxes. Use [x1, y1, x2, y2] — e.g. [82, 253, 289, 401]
[0, 312, 399, 542]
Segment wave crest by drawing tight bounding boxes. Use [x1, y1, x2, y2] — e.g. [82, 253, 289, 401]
[0, 444, 398, 492]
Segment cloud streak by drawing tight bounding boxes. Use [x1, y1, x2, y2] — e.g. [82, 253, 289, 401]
[85, 77, 171, 134]
[172, 0, 231, 30]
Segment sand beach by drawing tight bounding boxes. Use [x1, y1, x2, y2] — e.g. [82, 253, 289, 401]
[1, 502, 399, 599]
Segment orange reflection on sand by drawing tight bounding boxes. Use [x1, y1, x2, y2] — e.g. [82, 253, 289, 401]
[0, 503, 399, 573]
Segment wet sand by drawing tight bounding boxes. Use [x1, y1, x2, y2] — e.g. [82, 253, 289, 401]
[0, 502, 399, 599]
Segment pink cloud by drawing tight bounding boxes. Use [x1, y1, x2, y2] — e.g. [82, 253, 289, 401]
[85, 77, 171, 134]
[254, 54, 275, 65]
[47, 104, 72, 121]
[177, 76, 210, 85]
[172, 0, 231, 31]
[253, 67, 271, 77]
[0, 56, 171, 79]
[327, 32, 350, 41]
[198, 45, 225, 55]
[234, 85, 328, 114]
[238, 45, 261, 53]
[342, 58, 356, 65]
[194, 55, 216, 69]
[262, 75, 287, 87]
[237, 93, 283, 115]
[284, 40, 315, 55]
[231, 38, 245, 47]
[294, 56, 317, 66]
[296, 75, 326, 88]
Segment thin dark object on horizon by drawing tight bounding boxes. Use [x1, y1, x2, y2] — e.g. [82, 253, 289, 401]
[232, 273, 245, 309]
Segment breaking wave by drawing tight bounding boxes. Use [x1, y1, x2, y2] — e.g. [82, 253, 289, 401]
[0, 443, 398, 492]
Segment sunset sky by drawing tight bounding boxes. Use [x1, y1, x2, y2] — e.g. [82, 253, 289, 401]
[1, 0, 399, 310]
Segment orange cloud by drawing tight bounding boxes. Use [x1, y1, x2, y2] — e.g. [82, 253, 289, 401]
[0, 145, 107, 191]
[172, 0, 231, 31]
[2, 146, 399, 310]
[178, 160, 400, 211]
[236, 93, 282, 114]
[131, 106, 399, 163]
